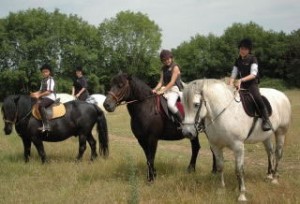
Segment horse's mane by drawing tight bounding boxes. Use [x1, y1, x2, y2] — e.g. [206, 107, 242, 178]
[112, 73, 153, 100]
[183, 79, 234, 112]
[3, 95, 33, 118]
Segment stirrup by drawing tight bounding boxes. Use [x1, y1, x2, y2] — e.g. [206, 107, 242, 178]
[38, 125, 51, 132]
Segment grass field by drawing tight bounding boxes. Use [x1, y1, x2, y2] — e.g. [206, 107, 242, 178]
[0, 90, 299, 204]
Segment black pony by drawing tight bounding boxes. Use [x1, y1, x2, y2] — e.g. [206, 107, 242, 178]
[104, 73, 211, 181]
[1, 95, 109, 163]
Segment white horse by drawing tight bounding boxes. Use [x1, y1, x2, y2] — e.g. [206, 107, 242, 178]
[181, 79, 291, 201]
[56, 93, 75, 103]
[56, 93, 107, 113]
[87, 94, 107, 113]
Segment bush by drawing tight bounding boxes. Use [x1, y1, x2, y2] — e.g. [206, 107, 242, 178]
[259, 77, 288, 91]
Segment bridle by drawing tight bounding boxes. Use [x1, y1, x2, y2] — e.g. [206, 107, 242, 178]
[3, 106, 32, 126]
[184, 90, 236, 135]
[107, 80, 131, 105]
[107, 80, 156, 106]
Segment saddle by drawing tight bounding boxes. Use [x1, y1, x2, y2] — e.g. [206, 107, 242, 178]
[32, 101, 66, 120]
[239, 90, 272, 117]
[156, 95, 184, 121]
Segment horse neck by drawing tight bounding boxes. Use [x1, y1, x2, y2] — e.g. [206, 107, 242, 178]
[204, 81, 234, 115]
[17, 95, 33, 120]
[129, 77, 153, 101]
[127, 78, 155, 116]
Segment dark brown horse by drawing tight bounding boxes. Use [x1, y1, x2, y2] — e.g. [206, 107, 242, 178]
[103, 73, 212, 181]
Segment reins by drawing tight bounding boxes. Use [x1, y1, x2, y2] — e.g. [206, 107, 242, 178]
[3, 101, 32, 126]
[188, 87, 238, 133]
[107, 79, 158, 106]
[113, 93, 157, 106]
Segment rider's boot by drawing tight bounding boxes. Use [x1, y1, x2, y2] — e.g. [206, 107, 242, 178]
[38, 107, 51, 132]
[174, 111, 183, 123]
[261, 106, 272, 131]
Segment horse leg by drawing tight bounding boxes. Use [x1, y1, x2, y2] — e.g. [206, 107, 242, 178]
[138, 138, 158, 182]
[233, 142, 247, 202]
[32, 140, 47, 163]
[262, 138, 275, 179]
[21, 136, 32, 163]
[210, 147, 217, 174]
[77, 134, 87, 161]
[86, 132, 97, 161]
[187, 136, 200, 173]
[211, 146, 225, 187]
[273, 130, 286, 184]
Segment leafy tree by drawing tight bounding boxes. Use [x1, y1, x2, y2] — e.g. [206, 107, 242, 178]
[97, 10, 162, 85]
[0, 8, 102, 99]
[286, 29, 300, 87]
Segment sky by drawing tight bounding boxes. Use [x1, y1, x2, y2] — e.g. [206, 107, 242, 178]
[1, 0, 300, 49]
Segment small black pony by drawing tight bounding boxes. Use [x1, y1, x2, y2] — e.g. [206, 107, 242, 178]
[1, 95, 109, 163]
[104, 73, 211, 181]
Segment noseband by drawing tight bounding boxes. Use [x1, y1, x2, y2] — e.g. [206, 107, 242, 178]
[182, 92, 206, 134]
[107, 80, 130, 105]
[189, 91, 236, 134]
[4, 119, 15, 124]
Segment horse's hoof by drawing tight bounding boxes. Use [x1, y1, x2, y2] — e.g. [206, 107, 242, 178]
[238, 193, 247, 202]
[266, 174, 273, 180]
[187, 166, 196, 173]
[271, 178, 279, 185]
[147, 179, 155, 185]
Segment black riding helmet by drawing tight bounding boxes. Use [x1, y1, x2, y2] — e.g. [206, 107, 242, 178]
[238, 38, 253, 51]
[40, 64, 52, 73]
[160, 49, 173, 61]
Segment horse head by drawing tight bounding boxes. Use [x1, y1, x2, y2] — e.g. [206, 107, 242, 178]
[2, 95, 20, 135]
[104, 73, 132, 112]
[181, 80, 208, 139]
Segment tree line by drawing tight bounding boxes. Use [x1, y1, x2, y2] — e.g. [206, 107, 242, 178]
[0, 8, 299, 100]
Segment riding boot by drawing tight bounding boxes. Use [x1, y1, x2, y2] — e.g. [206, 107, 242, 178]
[174, 111, 183, 123]
[39, 107, 51, 132]
[260, 106, 272, 131]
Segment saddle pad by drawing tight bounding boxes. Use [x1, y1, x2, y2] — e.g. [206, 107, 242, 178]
[239, 91, 272, 117]
[32, 103, 66, 120]
[158, 95, 185, 118]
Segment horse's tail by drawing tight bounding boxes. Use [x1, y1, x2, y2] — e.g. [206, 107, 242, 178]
[94, 104, 109, 157]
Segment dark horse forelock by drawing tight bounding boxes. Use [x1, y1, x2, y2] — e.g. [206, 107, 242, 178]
[108, 74, 131, 103]
[2, 95, 19, 123]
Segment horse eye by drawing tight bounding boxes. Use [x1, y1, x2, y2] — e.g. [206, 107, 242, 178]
[118, 83, 124, 88]
[194, 103, 200, 108]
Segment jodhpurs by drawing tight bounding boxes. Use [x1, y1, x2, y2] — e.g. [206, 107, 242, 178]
[243, 83, 265, 112]
[163, 86, 182, 114]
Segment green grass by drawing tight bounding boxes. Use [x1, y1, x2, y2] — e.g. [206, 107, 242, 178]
[0, 90, 300, 203]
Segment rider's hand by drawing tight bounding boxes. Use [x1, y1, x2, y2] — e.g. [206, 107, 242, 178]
[156, 90, 164, 95]
[30, 92, 39, 99]
[233, 80, 241, 91]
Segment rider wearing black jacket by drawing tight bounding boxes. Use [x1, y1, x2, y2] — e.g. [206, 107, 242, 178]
[229, 38, 271, 131]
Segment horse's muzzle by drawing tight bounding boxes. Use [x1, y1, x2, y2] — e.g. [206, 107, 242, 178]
[182, 125, 197, 139]
[103, 100, 116, 112]
[4, 124, 13, 135]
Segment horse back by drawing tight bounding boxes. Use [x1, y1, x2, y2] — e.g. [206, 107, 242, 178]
[260, 88, 291, 127]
